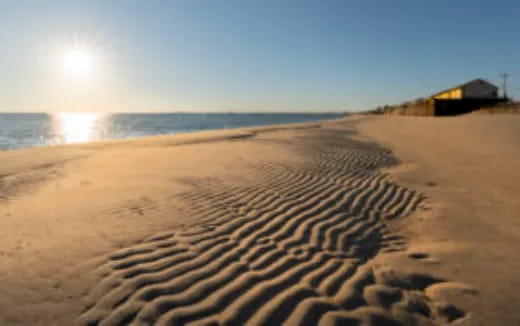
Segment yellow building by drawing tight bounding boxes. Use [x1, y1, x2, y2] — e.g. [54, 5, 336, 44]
[430, 79, 498, 100]
[383, 78, 501, 116]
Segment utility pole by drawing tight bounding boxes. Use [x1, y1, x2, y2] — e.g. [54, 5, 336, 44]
[500, 73, 509, 99]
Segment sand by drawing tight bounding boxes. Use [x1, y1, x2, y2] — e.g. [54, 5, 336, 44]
[358, 113, 520, 325]
[0, 115, 518, 325]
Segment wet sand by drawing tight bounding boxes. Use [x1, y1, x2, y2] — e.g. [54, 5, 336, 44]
[0, 115, 518, 325]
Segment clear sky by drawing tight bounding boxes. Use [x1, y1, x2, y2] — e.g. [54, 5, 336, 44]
[0, 0, 519, 113]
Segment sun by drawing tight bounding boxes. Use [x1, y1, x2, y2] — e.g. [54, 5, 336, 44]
[56, 40, 102, 79]
[61, 47, 94, 76]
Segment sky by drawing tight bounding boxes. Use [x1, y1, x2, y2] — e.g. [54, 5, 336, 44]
[0, 0, 519, 113]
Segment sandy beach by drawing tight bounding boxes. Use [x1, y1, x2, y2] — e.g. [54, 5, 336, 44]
[1, 114, 519, 325]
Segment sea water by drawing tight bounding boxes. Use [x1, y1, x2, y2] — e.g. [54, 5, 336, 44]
[0, 113, 344, 150]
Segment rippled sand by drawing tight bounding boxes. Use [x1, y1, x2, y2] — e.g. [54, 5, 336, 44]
[1, 115, 519, 325]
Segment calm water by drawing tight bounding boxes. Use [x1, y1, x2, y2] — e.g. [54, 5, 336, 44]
[0, 113, 344, 150]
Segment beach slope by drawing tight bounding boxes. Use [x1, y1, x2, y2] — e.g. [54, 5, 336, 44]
[359, 114, 520, 325]
[1, 115, 518, 325]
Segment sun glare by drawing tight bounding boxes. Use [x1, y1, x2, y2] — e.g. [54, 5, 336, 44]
[53, 112, 103, 144]
[62, 48, 94, 76]
[56, 40, 102, 79]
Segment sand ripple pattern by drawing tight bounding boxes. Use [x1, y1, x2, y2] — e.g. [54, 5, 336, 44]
[79, 130, 437, 325]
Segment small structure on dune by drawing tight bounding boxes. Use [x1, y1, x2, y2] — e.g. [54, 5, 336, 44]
[430, 78, 498, 100]
[381, 79, 505, 116]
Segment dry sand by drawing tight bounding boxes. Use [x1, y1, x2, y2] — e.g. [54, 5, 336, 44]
[358, 113, 520, 326]
[0, 115, 518, 325]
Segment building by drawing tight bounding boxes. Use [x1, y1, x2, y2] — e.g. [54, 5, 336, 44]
[430, 79, 498, 100]
[384, 79, 503, 116]
[430, 79, 501, 115]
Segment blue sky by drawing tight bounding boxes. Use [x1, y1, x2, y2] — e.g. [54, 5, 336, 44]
[0, 0, 519, 112]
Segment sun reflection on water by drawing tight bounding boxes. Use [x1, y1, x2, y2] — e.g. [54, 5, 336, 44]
[52, 112, 104, 144]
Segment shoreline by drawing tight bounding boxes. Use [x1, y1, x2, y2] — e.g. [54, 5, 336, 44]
[1, 114, 519, 325]
[0, 113, 345, 152]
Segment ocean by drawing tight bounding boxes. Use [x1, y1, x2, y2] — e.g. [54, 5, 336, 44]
[0, 113, 344, 150]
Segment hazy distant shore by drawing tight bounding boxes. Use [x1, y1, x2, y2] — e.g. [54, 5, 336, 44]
[1, 114, 519, 325]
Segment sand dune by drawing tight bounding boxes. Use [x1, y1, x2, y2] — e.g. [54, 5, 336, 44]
[3, 116, 518, 325]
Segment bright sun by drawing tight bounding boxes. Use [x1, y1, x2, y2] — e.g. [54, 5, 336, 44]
[57, 41, 102, 79]
[62, 48, 94, 76]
